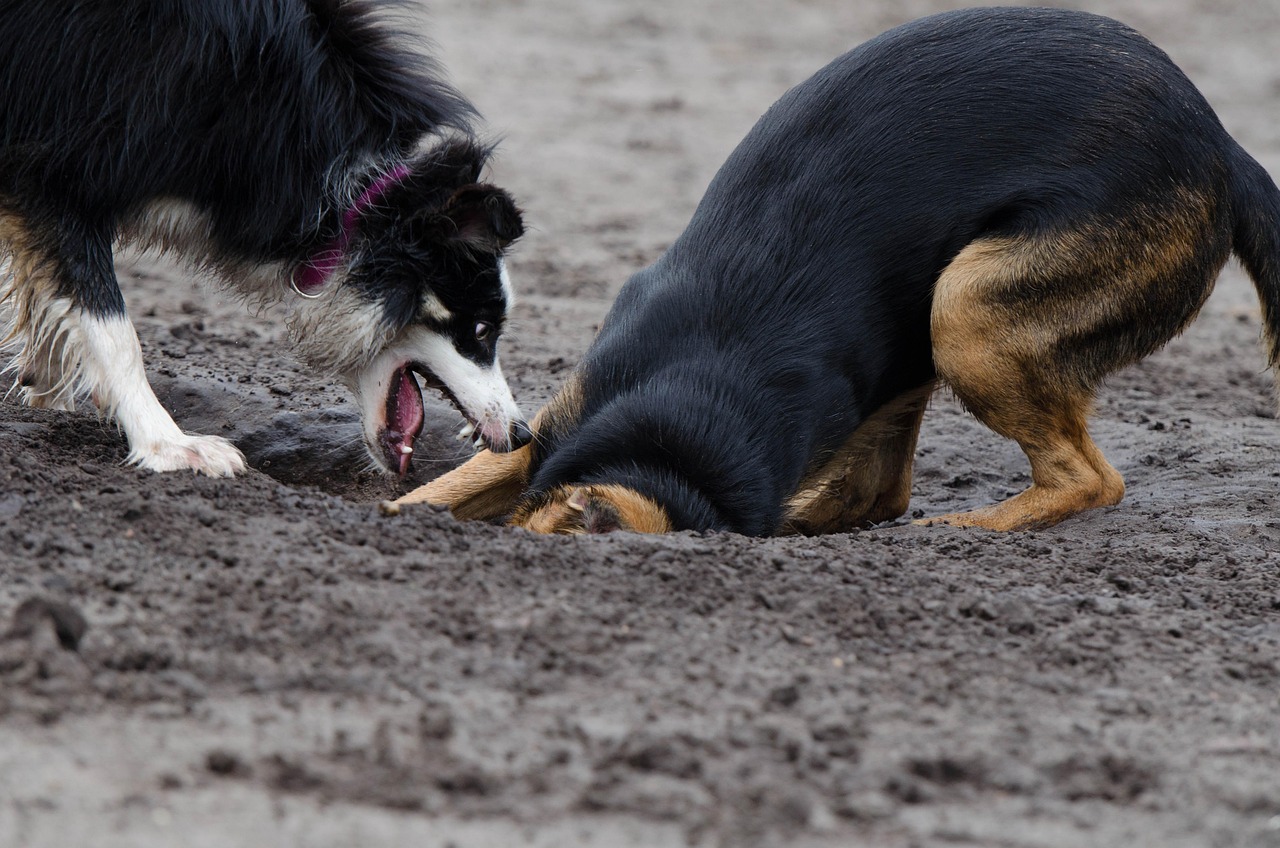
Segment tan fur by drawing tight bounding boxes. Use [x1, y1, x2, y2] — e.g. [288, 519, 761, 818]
[395, 373, 586, 520]
[0, 210, 82, 409]
[119, 199, 217, 260]
[531, 371, 585, 437]
[2, 206, 248, 475]
[395, 444, 534, 518]
[2, 200, 284, 409]
[513, 483, 672, 535]
[782, 383, 933, 534]
[919, 191, 1227, 530]
[421, 292, 452, 323]
[117, 199, 289, 313]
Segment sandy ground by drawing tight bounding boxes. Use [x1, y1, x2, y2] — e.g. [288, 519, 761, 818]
[3, 1, 1280, 846]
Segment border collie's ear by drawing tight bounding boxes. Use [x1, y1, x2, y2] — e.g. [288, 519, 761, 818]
[433, 138, 488, 185]
[431, 184, 524, 252]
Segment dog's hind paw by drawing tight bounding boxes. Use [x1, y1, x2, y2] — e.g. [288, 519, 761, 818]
[128, 434, 247, 477]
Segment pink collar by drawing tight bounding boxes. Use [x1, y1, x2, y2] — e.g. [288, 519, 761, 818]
[291, 163, 413, 297]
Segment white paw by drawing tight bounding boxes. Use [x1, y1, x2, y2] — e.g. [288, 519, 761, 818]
[128, 434, 247, 477]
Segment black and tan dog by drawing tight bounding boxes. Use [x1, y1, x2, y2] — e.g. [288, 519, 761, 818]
[397, 7, 1280, 535]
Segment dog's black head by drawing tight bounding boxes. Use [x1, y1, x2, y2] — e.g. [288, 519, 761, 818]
[288, 139, 529, 475]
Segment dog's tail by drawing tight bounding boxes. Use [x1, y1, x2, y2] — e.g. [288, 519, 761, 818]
[1230, 145, 1280, 384]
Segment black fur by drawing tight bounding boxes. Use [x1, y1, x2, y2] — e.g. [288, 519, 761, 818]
[520, 7, 1280, 535]
[0, 0, 475, 270]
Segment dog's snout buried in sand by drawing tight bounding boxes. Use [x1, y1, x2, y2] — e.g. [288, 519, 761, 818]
[397, 7, 1280, 536]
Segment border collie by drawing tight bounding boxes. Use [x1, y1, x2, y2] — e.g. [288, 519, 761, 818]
[398, 7, 1280, 534]
[0, 0, 530, 477]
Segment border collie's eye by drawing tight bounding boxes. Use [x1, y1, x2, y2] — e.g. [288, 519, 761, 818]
[475, 321, 493, 341]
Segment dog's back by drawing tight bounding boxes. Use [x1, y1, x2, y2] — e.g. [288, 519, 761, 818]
[635, 7, 1236, 403]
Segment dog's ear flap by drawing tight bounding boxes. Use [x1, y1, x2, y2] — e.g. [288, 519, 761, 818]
[427, 185, 524, 252]
[566, 488, 626, 534]
[432, 138, 488, 185]
[517, 484, 670, 535]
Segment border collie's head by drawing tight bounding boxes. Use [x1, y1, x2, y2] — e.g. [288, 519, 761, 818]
[288, 139, 530, 475]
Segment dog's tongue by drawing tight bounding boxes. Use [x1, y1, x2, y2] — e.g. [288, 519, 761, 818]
[380, 366, 425, 476]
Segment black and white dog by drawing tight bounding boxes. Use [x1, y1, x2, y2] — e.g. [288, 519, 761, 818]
[0, 0, 530, 477]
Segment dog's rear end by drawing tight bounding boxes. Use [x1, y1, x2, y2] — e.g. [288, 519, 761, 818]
[1, 0, 527, 476]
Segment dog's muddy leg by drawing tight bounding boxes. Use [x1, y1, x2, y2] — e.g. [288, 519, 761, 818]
[782, 384, 933, 535]
[395, 446, 532, 519]
[3, 213, 245, 475]
[920, 207, 1229, 530]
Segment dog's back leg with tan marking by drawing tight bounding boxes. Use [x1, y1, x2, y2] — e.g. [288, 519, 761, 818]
[782, 384, 933, 535]
[921, 186, 1237, 531]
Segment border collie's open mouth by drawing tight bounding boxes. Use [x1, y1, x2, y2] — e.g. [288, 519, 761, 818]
[379, 365, 427, 476]
[374, 354, 531, 476]
[379, 363, 491, 476]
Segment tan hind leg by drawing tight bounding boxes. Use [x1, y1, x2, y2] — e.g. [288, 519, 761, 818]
[917, 192, 1230, 531]
[782, 383, 933, 535]
[918, 394, 1125, 531]
[395, 374, 585, 520]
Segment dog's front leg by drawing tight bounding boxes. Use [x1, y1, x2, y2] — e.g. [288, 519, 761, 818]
[394, 446, 532, 520]
[6, 215, 245, 476]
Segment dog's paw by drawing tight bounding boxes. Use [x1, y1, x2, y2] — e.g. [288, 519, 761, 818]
[128, 434, 247, 477]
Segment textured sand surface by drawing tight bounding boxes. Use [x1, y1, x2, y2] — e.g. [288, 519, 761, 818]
[3, 1, 1280, 846]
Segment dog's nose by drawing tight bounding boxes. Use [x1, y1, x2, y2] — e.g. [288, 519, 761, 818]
[509, 419, 534, 449]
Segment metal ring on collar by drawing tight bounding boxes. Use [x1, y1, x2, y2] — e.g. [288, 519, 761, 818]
[289, 266, 325, 299]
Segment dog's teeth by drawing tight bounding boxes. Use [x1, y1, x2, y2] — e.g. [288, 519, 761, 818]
[400, 445, 413, 455]
[474, 436, 484, 450]
[456, 423, 475, 441]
